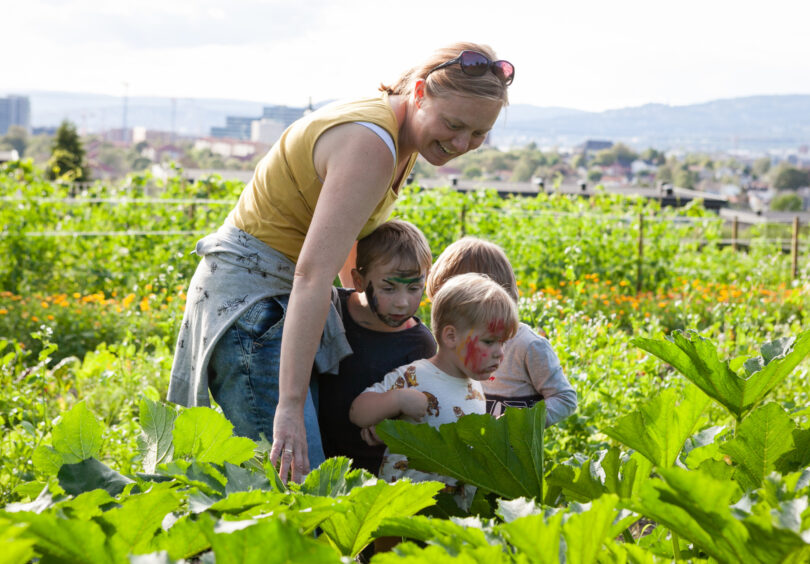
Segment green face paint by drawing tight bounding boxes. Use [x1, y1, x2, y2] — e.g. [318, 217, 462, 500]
[383, 274, 425, 285]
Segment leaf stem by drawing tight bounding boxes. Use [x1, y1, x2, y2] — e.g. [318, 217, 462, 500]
[671, 531, 682, 560]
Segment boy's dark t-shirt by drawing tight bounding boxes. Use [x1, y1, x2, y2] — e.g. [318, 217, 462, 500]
[318, 288, 437, 474]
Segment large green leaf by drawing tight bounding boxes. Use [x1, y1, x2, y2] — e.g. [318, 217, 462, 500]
[632, 468, 751, 562]
[137, 398, 177, 474]
[720, 403, 797, 492]
[0, 517, 35, 564]
[603, 384, 710, 468]
[632, 468, 810, 563]
[99, 483, 183, 554]
[318, 479, 442, 557]
[153, 513, 212, 561]
[632, 330, 810, 421]
[3, 511, 124, 564]
[51, 401, 104, 464]
[546, 448, 652, 502]
[562, 495, 622, 563]
[204, 517, 343, 564]
[172, 407, 256, 466]
[376, 404, 545, 500]
[295, 456, 375, 498]
[375, 515, 492, 549]
[495, 510, 564, 564]
[372, 542, 514, 563]
[58, 458, 135, 497]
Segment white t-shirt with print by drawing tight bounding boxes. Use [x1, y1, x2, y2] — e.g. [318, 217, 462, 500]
[363, 358, 486, 506]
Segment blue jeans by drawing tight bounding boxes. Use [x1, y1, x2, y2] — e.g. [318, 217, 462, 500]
[208, 295, 325, 468]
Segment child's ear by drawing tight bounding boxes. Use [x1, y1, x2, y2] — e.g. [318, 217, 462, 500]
[351, 268, 364, 290]
[439, 324, 458, 348]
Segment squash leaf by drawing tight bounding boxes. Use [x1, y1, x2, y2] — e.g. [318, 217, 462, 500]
[376, 404, 545, 500]
[604, 384, 710, 468]
[632, 330, 810, 421]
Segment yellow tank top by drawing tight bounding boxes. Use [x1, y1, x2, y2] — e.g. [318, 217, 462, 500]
[226, 95, 417, 263]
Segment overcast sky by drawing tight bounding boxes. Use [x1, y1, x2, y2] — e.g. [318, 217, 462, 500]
[4, 0, 810, 112]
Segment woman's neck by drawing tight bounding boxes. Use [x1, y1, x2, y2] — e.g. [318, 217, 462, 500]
[389, 94, 415, 159]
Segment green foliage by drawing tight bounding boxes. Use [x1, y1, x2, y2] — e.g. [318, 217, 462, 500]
[46, 120, 90, 182]
[1, 169, 810, 560]
[376, 404, 544, 500]
[772, 163, 810, 190]
[603, 384, 710, 468]
[771, 192, 804, 211]
[632, 330, 810, 421]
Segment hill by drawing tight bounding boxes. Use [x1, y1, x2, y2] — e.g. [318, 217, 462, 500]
[15, 91, 810, 151]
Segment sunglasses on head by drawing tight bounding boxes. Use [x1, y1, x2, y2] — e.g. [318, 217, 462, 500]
[425, 50, 515, 86]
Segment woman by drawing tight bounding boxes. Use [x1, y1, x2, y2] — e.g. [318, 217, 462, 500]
[168, 41, 514, 482]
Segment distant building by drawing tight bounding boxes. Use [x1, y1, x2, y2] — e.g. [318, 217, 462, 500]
[0, 95, 31, 135]
[251, 118, 286, 145]
[211, 116, 256, 140]
[579, 139, 613, 155]
[262, 105, 307, 129]
[0, 149, 20, 163]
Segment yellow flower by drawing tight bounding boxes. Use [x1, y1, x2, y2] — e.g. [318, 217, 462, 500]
[0, 308, 7, 315]
[41, 301, 49, 309]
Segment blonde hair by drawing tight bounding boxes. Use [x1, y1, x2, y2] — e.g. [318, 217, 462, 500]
[427, 237, 519, 302]
[356, 219, 432, 275]
[431, 272, 518, 342]
[380, 42, 510, 105]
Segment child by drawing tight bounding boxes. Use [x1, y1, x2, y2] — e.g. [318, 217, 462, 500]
[317, 219, 437, 474]
[349, 272, 519, 506]
[426, 237, 577, 427]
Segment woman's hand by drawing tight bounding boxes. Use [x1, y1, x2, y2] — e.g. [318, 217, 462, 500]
[270, 400, 310, 483]
[397, 389, 428, 419]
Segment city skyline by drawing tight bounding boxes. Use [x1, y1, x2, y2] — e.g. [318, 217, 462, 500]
[5, 0, 810, 113]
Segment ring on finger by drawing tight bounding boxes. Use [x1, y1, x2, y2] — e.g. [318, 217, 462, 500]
[283, 447, 294, 454]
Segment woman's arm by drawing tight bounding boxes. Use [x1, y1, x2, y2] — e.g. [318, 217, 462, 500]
[338, 241, 358, 288]
[350, 389, 428, 428]
[271, 123, 398, 482]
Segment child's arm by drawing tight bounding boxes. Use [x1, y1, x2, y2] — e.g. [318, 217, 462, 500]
[350, 388, 428, 428]
[526, 337, 578, 427]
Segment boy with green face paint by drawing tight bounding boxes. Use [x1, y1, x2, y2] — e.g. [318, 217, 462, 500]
[317, 219, 436, 474]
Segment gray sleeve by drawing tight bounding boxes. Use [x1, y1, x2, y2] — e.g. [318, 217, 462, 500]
[524, 337, 578, 427]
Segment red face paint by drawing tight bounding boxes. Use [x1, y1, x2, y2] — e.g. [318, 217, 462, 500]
[488, 318, 506, 337]
[463, 335, 486, 372]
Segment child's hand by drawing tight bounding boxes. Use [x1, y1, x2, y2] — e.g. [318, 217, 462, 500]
[397, 389, 428, 419]
[360, 426, 384, 446]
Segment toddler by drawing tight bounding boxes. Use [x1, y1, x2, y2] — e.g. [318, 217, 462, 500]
[426, 237, 577, 426]
[350, 272, 519, 506]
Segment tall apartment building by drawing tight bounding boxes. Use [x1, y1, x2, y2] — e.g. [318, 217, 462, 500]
[0, 95, 31, 135]
[209, 104, 307, 141]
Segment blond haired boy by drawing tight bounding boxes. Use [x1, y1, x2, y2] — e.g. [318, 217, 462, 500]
[427, 237, 577, 426]
[350, 272, 518, 504]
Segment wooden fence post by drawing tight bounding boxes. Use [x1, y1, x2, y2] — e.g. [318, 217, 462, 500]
[732, 216, 739, 252]
[637, 213, 644, 293]
[460, 201, 467, 238]
[792, 216, 800, 279]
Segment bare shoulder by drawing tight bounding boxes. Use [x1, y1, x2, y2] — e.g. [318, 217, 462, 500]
[313, 122, 396, 181]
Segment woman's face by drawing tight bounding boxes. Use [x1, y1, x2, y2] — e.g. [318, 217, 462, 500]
[410, 87, 504, 166]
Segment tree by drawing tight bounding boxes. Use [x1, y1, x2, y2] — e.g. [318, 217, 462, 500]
[770, 192, 804, 211]
[587, 168, 603, 182]
[46, 120, 90, 181]
[613, 143, 638, 166]
[752, 156, 771, 179]
[0, 125, 28, 156]
[772, 164, 809, 190]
